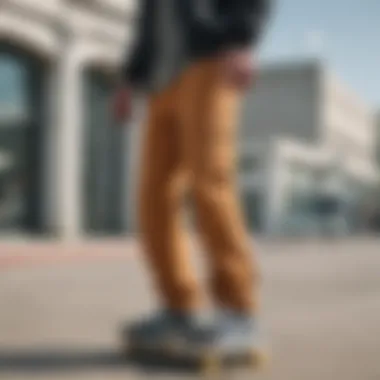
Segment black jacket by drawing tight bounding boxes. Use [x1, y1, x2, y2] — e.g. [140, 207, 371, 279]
[123, 0, 271, 87]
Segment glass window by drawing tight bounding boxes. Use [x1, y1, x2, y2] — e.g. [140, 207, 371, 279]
[0, 46, 45, 233]
[83, 69, 126, 234]
[242, 191, 263, 232]
[0, 57, 28, 112]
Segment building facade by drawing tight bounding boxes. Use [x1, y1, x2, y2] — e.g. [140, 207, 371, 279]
[1, 2, 378, 240]
[0, 0, 138, 239]
[239, 59, 379, 235]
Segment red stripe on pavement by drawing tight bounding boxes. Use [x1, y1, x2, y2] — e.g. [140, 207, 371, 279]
[0, 241, 138, 271]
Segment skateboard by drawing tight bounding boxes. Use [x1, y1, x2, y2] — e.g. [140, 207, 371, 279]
[122, 338, 269, 375]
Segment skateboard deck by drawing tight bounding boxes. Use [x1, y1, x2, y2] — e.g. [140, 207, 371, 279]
[122, 338, 269, 375]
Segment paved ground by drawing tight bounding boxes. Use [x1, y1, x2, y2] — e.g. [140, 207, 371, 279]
[0, 238, 380, 379]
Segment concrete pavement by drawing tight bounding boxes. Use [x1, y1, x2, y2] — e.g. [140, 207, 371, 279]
[0, 238, 380, 379]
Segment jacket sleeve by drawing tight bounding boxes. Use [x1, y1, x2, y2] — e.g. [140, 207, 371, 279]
[121, 0, 155, 86]
[220, 0, 272, 48]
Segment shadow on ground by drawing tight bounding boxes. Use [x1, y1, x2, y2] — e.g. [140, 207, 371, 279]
[0, 347, 206, 375]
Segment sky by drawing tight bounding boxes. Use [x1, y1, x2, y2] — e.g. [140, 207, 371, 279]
[259, 0, 380, 109]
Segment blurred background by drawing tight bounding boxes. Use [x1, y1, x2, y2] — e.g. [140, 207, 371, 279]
[1, 1, 380, 379]
[0, 0, 380, 240]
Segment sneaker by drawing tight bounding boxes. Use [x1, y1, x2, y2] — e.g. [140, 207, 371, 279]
[123, 310, 210, 350]
[193, 310, 263, 354]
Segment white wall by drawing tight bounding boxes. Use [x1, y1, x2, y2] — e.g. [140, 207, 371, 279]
[241, 60, 320, 144]
[321, 69, 376, 167]
[239, 60, 379, 235]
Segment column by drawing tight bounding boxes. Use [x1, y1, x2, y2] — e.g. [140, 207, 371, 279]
[263, 141, 287, 236]
[49, 41, 84, 240]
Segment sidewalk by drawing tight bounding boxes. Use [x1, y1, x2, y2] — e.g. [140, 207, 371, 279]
[1, 239, 380, 379]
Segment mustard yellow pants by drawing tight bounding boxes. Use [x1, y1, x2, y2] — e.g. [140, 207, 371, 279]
[138, 58, 259, 314]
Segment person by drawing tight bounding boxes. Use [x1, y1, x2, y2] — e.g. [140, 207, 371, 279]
[113, 0, 272, 351]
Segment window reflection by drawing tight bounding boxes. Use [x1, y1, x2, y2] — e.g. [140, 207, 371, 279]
[243, 191, 263, 232]
[0, 46, 45, 233]
[83, 69, 125, 234]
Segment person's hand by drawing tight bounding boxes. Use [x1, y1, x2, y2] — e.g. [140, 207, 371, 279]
[221, 48, 257, 91]
[111, 84, 132, 125]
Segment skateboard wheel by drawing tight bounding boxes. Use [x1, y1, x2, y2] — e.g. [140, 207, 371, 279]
[201, 354, 219, 376]
[126, 341, 137, 353]
[121, 343, 132, 358]
[163, 341, 177, 355]
[253, 351, 270, 371]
